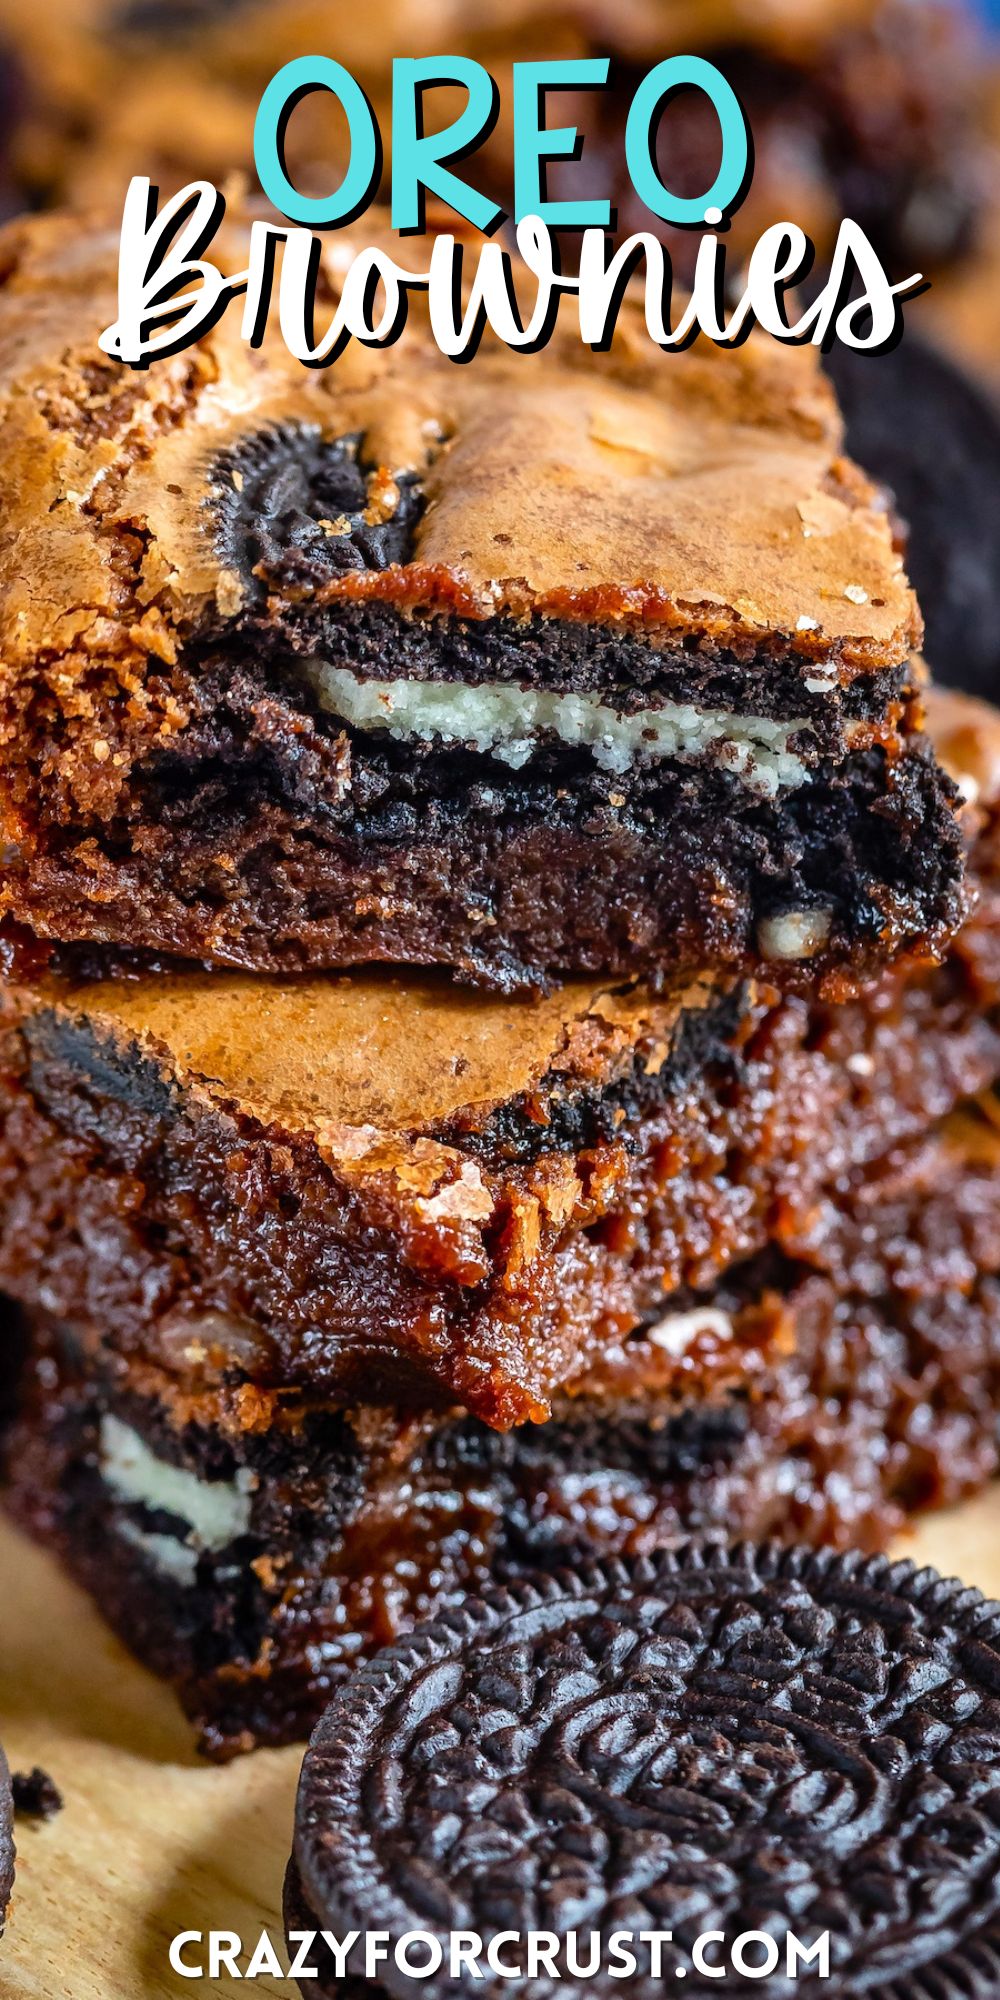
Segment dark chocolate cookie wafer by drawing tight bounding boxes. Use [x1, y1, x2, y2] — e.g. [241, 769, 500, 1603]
[287, 1544, 1000, 1999]
[827, 336, 1000, 701]
[0, 1746, 14, 1936]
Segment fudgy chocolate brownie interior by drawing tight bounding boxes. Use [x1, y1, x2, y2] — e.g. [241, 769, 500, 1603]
[0, 687, 994, 1428]
[7, 1097, 1000, 1755]
[0, 205, 963, 988]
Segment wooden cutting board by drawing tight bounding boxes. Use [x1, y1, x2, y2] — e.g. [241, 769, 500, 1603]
[2, 1495, 1000, 1999]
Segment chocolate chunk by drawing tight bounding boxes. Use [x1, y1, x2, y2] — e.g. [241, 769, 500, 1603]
[288, 1545, 1000, 1998]
[212, 426, 424, 601]
[11, 1768, 62, 1822]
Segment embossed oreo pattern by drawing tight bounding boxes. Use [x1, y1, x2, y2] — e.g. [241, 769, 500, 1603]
[291, 1546, 1000, 1999]
[212, 425, 424, 601]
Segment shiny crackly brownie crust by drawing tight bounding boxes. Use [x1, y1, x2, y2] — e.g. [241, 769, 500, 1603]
[6, 1102, 1000, 1758]
[0, 205, 964, 989]
[0, 690, 996, 1430]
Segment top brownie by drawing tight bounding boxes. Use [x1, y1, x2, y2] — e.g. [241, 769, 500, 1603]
[0, 206, 964, 990]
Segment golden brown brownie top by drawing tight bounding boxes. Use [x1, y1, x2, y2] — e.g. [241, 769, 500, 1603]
[5, 967, 724, 1212]
[4, 969, 702, 1362]
[0, 204, 919, 686]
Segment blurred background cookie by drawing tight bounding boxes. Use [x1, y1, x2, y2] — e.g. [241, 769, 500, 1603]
[0, 0, 991, 282]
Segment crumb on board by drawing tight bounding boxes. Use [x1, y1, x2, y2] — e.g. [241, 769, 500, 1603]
[12, 1768, 63, 1821]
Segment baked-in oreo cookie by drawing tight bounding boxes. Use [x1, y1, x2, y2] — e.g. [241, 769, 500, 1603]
[0, 1746, 13, 1938]
[287, 1543, 1000, 1999]
[827, 336, 1000, 701]
[0, 204, 965, 992]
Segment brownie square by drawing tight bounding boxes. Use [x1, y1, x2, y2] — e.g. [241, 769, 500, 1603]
[6, 1097, 1000, 1755]
[0, 691, 994, 1429]
[0, 205, 964, 989]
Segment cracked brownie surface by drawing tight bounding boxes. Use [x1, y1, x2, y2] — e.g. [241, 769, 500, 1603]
[0, 206, 964, 988]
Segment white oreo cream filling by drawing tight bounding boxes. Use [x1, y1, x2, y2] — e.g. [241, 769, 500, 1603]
[646, 1307, 734, 1357]
[302, 662, 814, 797]
[100, 1414, 256, 1580]
[116, 1521, 201, 1589]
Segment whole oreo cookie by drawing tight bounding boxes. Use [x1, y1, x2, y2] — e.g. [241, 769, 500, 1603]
[826, 336, 1000, 701]
[0, 1746, 13, 1937]
[287, 1545, 1000, 1999]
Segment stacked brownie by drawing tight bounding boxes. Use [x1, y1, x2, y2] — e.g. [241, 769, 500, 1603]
[0, 204, 997, 1755]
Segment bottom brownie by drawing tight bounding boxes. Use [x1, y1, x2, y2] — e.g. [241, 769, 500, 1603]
[5, 1105, 1000, 1757]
